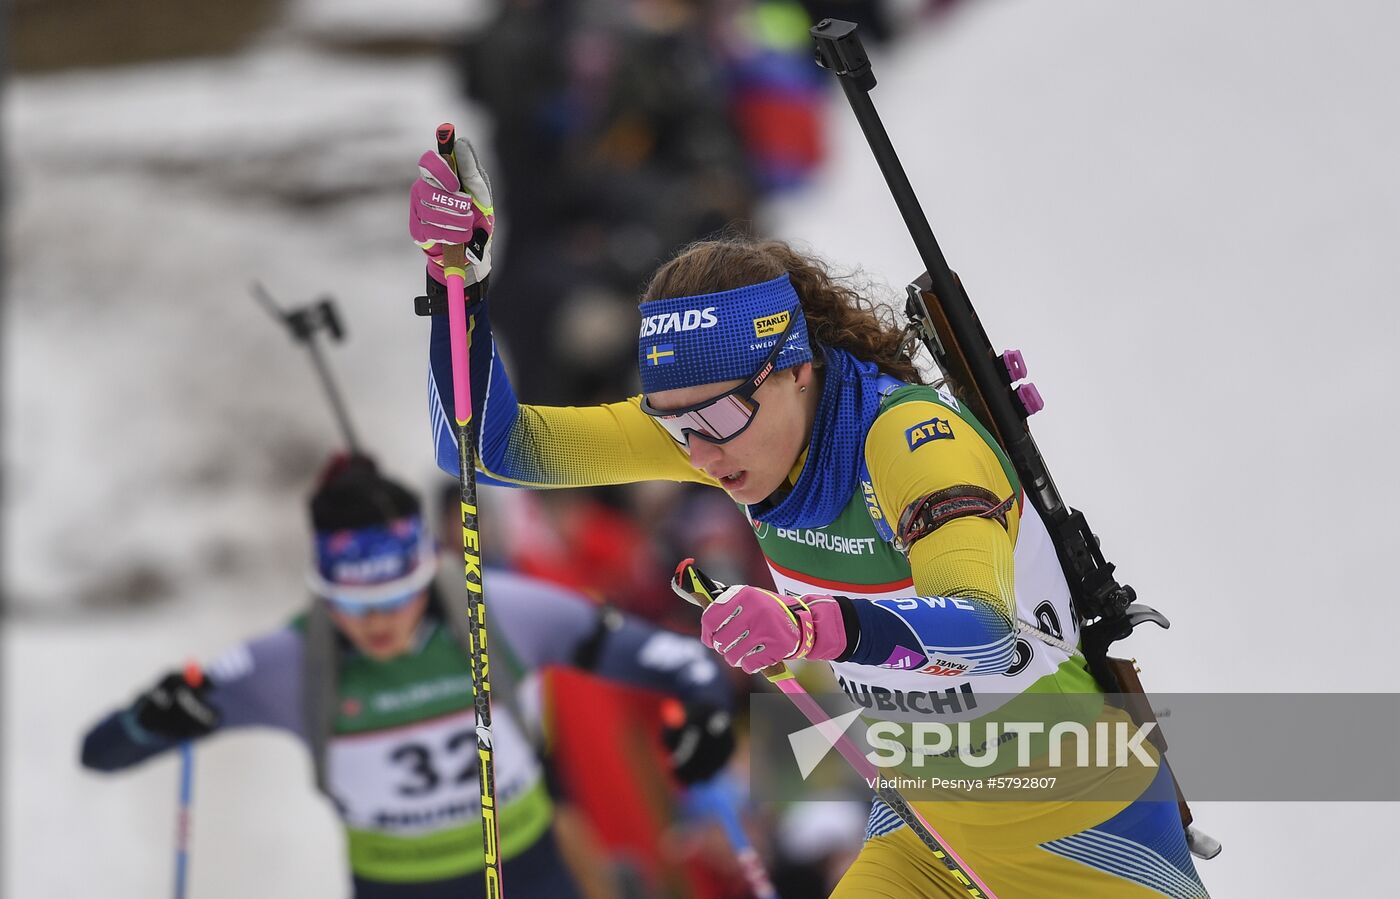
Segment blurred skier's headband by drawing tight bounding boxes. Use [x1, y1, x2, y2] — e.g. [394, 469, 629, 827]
[307, 517, 438, 605]
[306, 453, 438, 605]
[637, 274, 812, 394]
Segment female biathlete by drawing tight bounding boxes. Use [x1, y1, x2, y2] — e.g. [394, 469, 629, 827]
[81, 455, 735, 899]
[410, 140, 1209, 898]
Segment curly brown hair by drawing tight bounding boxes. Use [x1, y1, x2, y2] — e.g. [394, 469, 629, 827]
[641, 237, 922, 383]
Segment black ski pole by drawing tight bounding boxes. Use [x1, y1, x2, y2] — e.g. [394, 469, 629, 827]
[250, 282, 362, 454]
[434, 122, 505, 898]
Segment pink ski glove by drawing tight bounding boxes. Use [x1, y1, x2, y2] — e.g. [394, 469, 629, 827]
[409, 137, 495, 287]
[700, 585, 849, 674]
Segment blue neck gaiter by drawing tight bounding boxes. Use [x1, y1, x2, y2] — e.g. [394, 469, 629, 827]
[749, 346, 888, 530]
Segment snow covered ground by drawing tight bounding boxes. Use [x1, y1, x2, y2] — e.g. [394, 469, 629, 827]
[5, 0, 1399, 895]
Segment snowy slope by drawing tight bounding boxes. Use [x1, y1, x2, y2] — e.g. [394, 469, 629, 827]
[4, 43, 486, 614]
[6, 1, 1400, 896]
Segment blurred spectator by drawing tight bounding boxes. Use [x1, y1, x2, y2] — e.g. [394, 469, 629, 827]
[462, 480, 771, 632]
[771, 800, 868, 896]
[459, 0, 824, 405]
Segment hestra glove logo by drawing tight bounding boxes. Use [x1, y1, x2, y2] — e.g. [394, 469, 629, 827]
[639, 306, 719, 337]
[430, 192, 473, 213]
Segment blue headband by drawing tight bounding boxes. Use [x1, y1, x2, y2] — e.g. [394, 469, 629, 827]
[306, 516, 438, 604]
[637, 273, 813, 393]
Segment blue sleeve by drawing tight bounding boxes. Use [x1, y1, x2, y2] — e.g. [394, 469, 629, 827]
[486, 569, 732, 709]
[429, 298, 710, 490]
[79, 627, 308, 773]
[842, 595, 1017, 677]
[429, 304, 525, 488]
[80, 710, 179, 772]
[204, 627, 307, 736]
[587, 615, 733, 711]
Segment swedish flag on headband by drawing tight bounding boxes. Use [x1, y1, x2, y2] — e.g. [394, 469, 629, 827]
[646, 344, 677, 366]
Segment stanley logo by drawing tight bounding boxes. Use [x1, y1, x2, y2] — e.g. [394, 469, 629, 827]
[753, 311, 791, 338]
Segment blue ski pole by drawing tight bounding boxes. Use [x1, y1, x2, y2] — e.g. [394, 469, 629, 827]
[174, 742, 193, 898]
[173, 662, 201, 899]
[687, 779, 778, 899]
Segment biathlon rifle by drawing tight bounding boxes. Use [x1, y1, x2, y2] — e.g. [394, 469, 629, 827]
[810, 18, 1166, 687]
[810, 19, 1221, 861]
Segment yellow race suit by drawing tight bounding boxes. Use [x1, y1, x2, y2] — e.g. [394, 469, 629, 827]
[427, 308, 1208, 898]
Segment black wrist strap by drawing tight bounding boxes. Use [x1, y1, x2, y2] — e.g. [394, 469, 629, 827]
[414, 273, 489, 317]
[832, 595, 861, 663]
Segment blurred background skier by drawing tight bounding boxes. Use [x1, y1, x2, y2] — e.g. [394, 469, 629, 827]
[80, 453, 737, 898]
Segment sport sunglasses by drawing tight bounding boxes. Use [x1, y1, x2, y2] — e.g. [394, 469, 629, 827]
[325, 591, 420, 618]
[640, 314, 797, 445]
